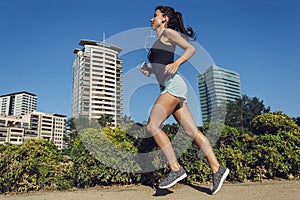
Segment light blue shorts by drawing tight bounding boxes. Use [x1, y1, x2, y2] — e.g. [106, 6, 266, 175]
[160, 74, 188, 102]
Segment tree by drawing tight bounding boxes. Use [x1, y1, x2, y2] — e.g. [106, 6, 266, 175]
[292, 117, 300, 126]
[251, 111, 300, 135]
[119, 115, 134, 127]
[63, 118, 78, 151]
[225, 95, 270, 131]
[98, 114, 114, 128]
[64, 116, 99, 152]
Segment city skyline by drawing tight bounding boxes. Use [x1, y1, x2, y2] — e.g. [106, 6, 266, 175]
[0, 0, 299, 125]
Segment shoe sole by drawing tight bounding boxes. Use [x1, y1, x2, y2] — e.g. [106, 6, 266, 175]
[212, 168, 230, 195]
[158, 173, 187, 189]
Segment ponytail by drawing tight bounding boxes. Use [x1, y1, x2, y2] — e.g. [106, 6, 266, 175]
[175, 11, 196, 40]
[155, 6, 196, 40]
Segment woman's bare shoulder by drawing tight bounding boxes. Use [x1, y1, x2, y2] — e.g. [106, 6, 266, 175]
[163, 28, 180, 37]
[163, 28, 186, 45]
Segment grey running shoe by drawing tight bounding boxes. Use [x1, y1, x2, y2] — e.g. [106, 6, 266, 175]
[211, 165, 230, 195]
[158, 167, 187, 189]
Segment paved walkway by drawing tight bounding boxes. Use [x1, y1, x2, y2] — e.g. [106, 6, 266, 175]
[0, 180, 299, 200]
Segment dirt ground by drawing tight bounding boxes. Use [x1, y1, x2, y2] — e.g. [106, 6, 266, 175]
[0, 180, 299, 200]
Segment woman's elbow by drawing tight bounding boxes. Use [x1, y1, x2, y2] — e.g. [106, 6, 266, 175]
[190, 46, 196, 55]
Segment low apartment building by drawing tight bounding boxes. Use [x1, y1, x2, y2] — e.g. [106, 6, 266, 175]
[0, 111, 66, 149]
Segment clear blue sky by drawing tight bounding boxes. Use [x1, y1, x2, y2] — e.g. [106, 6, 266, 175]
[0, 0, 299, 125]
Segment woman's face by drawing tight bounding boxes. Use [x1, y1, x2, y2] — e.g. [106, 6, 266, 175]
[150, 9, 165, 30]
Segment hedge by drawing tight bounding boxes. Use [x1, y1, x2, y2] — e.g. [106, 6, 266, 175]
[0, 123, 299, 193]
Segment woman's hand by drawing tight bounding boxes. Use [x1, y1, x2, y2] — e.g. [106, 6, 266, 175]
[164, 62, 179, 75]
[141, 62, 152, 77]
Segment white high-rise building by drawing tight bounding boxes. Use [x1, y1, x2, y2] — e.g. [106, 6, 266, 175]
[0, 91, 37, 116]
[72, 40, 123, 126]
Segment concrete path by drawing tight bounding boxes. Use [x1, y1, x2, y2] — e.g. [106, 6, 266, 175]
[0, 180, 299, 200]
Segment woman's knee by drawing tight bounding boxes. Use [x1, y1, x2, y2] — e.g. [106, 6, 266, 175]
[146, 123, 160, 136]
[183, 126, 199, 138]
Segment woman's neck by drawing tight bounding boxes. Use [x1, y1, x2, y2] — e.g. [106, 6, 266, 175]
[156, 26, 165, 37]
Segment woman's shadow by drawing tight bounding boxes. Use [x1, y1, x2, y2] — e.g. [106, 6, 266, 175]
[186, 183, 212, 195]
[152, 187, 173, 196]
[152, 183, 211, 197]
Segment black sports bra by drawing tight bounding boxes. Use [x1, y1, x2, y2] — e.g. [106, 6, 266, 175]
[147, 39, 175, 85]
[148, 39, 175, 65]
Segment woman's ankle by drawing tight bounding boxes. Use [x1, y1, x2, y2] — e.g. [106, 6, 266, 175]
[170, 163, 181, 171]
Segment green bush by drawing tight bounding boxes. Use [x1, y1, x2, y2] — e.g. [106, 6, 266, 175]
[70, 128, 141, 188]
[251, 111, 299, 134]
[251, 130, 300, 179]
[0, 139, 73, 193]
[214, 124, 300, 181]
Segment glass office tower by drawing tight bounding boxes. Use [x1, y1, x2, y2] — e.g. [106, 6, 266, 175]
[198, 65, 241, 124]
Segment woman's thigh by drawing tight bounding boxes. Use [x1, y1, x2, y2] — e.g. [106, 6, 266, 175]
[147, 92, 180, 127]
[172, 102, 199, 137]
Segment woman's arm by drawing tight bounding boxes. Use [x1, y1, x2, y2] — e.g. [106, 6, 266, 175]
[163, 28, 196, 74]
[141, 62, 152, 77]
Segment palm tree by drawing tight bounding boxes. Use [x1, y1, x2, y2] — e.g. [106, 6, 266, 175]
[98, 114, 114, 128]
[119, 115, 134, 126]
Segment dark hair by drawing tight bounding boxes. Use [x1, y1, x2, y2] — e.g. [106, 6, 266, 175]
[155, 6, 196, 40]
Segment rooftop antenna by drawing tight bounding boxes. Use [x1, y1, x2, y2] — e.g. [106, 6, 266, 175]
[103, 32, 106, 43]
